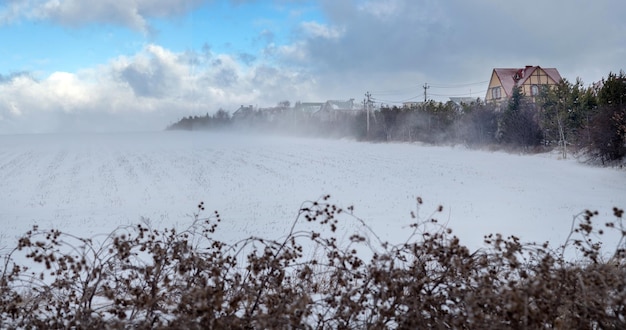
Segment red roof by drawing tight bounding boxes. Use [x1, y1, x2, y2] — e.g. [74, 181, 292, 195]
[493, 66, 562, 97]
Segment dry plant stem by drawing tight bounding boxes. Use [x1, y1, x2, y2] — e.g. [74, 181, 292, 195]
[1, 198, 625, 328]
[245, 195, 329, 322]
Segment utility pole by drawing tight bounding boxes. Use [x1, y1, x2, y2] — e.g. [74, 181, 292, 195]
[365, 91, 372, 135]
[423, 83, 429, 102]
[363, 98, 367, 133]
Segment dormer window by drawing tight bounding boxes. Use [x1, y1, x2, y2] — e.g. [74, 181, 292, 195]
[491, 86, 502, 99]
[513, 69, 524, 82]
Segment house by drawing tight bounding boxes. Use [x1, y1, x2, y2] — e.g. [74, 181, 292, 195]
[257, 106, 284, 122]
[449, 97, 477, 107]
[485, 66, 562, 104]
[402, 101, 423, 109]
[232, 105, 255, 120]
[313, 99, 360, 122]
[294, 102, 324, 116]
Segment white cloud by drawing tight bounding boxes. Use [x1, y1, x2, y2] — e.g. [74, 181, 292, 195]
[0, 43, 320, 133]
[1, 0, 205, 32]
[9, 102, 21, 116]
[0, 0, 30, 24]
[300, 21, 344, 39]
[113, 44, 187, 98]
[273, 0, 626, 101]
[274, 42, 309, 63]
[357, 0, 404, 21]
[45, 72, 92, 106]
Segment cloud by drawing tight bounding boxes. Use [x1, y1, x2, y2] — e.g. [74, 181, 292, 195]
[237, 53, 257, 66]
[0, 71, 33, 83]
[1, 0, 206, 32]
[300, 21, 344, 39]
[0, 44, 319, 133]
[1, 0, 625, 133]
[276, 0, 626, 98]
[115, 45, 186, 98]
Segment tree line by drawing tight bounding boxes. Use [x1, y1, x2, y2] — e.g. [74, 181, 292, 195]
[168, 71, 626, 164]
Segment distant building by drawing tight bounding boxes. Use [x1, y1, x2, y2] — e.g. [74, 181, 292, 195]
[294, 102, 324, 115]
[485, 66, 562, 104]
[257, 105, 288, 122]
[402, 101, 422, 108]
[449, 97, 477, 107]
[313, 99, 359, 122]
[232, 105, 255, 120]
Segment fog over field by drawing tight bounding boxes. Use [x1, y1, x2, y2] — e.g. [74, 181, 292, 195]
[1, 131, 625, 257]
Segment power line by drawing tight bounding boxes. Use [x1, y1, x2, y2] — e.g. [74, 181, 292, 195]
[372, 88, 488, 104]
[368, 79, 490, 104]
[428, 80, 489, 88]
[369, 86, 419, 95]
[370, 95, 422, 104]
[370, 80, 489, 96]
[429, 90, 487, 97]
[372, 93, 484, 104]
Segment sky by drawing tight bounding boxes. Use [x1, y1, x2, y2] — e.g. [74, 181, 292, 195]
[0, 0, 625, 133]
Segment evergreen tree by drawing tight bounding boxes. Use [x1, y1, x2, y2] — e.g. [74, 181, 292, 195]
[498, 86, 542, 148]
[538, 79, 593, 158]
[587, 71, 626, 163]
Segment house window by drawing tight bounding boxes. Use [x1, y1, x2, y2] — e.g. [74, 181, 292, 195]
[491, 86, 501, 99]
[530, 84, 539, 96]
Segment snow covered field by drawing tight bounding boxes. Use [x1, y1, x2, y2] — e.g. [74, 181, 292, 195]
[1, 131, 625, 257]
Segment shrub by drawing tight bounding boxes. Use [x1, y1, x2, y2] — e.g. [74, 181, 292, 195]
[1, 197, 625, 328]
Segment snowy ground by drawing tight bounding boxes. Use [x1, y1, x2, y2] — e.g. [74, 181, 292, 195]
[1, 131, 625, 258]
